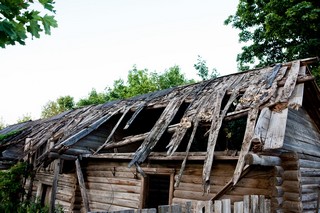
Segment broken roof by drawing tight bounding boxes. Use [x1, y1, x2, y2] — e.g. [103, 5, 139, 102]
[1, 57, 319, 188]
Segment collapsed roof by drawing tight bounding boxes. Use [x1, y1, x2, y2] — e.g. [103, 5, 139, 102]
[1, 57, 319, 191]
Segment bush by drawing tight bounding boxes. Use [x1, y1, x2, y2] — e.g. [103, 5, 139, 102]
[0, 162, 54, 213]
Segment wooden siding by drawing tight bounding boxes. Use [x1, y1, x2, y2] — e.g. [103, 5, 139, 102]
[282, 108, 320, 212]
[84, 160, 142, 212]
[283, 108, 320, 157]
[82, 159, 274, 212]
[34, 170, 77, 212]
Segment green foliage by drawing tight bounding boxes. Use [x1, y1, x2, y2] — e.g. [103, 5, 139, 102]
[0, 162, 27, 212]
[0, 130, 21, 143]
[0, 162, 52, 213]
[225, 0, 320, 70]
[0, 0, 57, 48]
[77, 89, 108, 107]
[17, 113, 32, 123]
[78, 65, 194, 106]
[41, 95, 74, 118]
[0, 117, 5, 130]
[155, 65, 195, 89]
[194, 55, 219, 80]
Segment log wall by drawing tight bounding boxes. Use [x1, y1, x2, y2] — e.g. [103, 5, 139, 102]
[83, 160, 142, 212]
[173, 162, 273, 208]
[33, 170, 77, 212]
[282, 108, 320, 212]
[83, 159, 274, 212]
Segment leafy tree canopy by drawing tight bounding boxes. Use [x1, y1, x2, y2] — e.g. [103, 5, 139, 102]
[17, 113, 32, 123]
[77, 65, 195, 107]
[194, 55, 219, 80]
[0, 117, 5, 130]
[77, 88, 108, 107]
[41, 95, 74, 118]
[225, 0, 320, 70]
[0, 0, 57, 48]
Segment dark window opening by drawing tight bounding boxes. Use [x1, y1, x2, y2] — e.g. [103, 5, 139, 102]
[175, 115, 247, 152]
[221, 93, 244, 114]
[216, 116, 247, 151]
[144, 174, 170, 209]
[188, 124, 210, 152]
[169, 102, 190, 125]
[61, 160, 76, 174]
[153, 132, 174, 152]
[124, 107, 165, 136]
[36, 141, 48, 159]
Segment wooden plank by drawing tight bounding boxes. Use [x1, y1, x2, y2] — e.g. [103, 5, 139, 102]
[234, 201, 243, 213]
[245, 153, 281, 166]
[203, 76, 242, 192]
[222, 199, 231, 213]
[263, 108, 288, 149]
[259, 195, 265, 213]
[50, 158, 60, 213]
[129, 90, 191, 167]
[265, 199, 271, 213]
[243, 195, 250, 213]
[158, 204, 182, 213]
[166, 81, 216, 155]
[288, 66, 306, 109]
[174, 117, 200, 187]
[251, 107, 271, 144]
[185, 201, 192, 213]
[75, 158, 90, 212]
[57, 107, 122, 149]
[94, 106, 132, 154]
[210, 165, 251, 201]
[233, 107, 259, 185]
[214, 200, 222, 213]
[169, 174, 174, 205]
[86, 151, 238, 161]
[277, 60, 301, 103]
[251, 195, 258, 213]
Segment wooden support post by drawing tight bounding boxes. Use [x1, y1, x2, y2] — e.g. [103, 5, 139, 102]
[50, 158, 60, 213]
[75, 158, 90, 212]
[245, 153, 281, 166]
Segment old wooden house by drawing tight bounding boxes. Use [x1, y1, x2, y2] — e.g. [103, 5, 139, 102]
[0, 57, 320, 212]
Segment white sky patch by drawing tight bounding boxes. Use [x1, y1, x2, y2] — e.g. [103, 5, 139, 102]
[0, 0, 242, 125]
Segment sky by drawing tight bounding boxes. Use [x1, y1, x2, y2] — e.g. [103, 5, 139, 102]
[0, 0, 242, 125]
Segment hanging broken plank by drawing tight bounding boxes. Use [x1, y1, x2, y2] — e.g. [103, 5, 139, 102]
[276, 60, 301, 103]
[128, 87, 192, 167]
[166, 81, 218, 155]
[232, 106, 260, 185]
[94, 105, 133, 154]
[203, 74, 245, 193]
[288, 65, 306, 109]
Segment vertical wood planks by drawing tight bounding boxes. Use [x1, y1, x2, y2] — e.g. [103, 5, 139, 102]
[263, 108, 288, 149]
[278, 60, 301, 103]
[233, 107, 259, 184]
[129, 89, 191, 167]
[214, 200, 222, 213]
[288, 66, 306, 109]
[50, 158, 60, 213]
[75, 158, 90, 212]
[234, 201, 243, 213]
[222, 199, 231, 213]
[158, 204, 182, 213]
[203, 74, 244, 192]
[252, 107, 271, 144]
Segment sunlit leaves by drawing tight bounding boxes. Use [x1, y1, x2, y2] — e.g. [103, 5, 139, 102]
[0, 0, 57, 48]
[225, 0, 320, 70]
